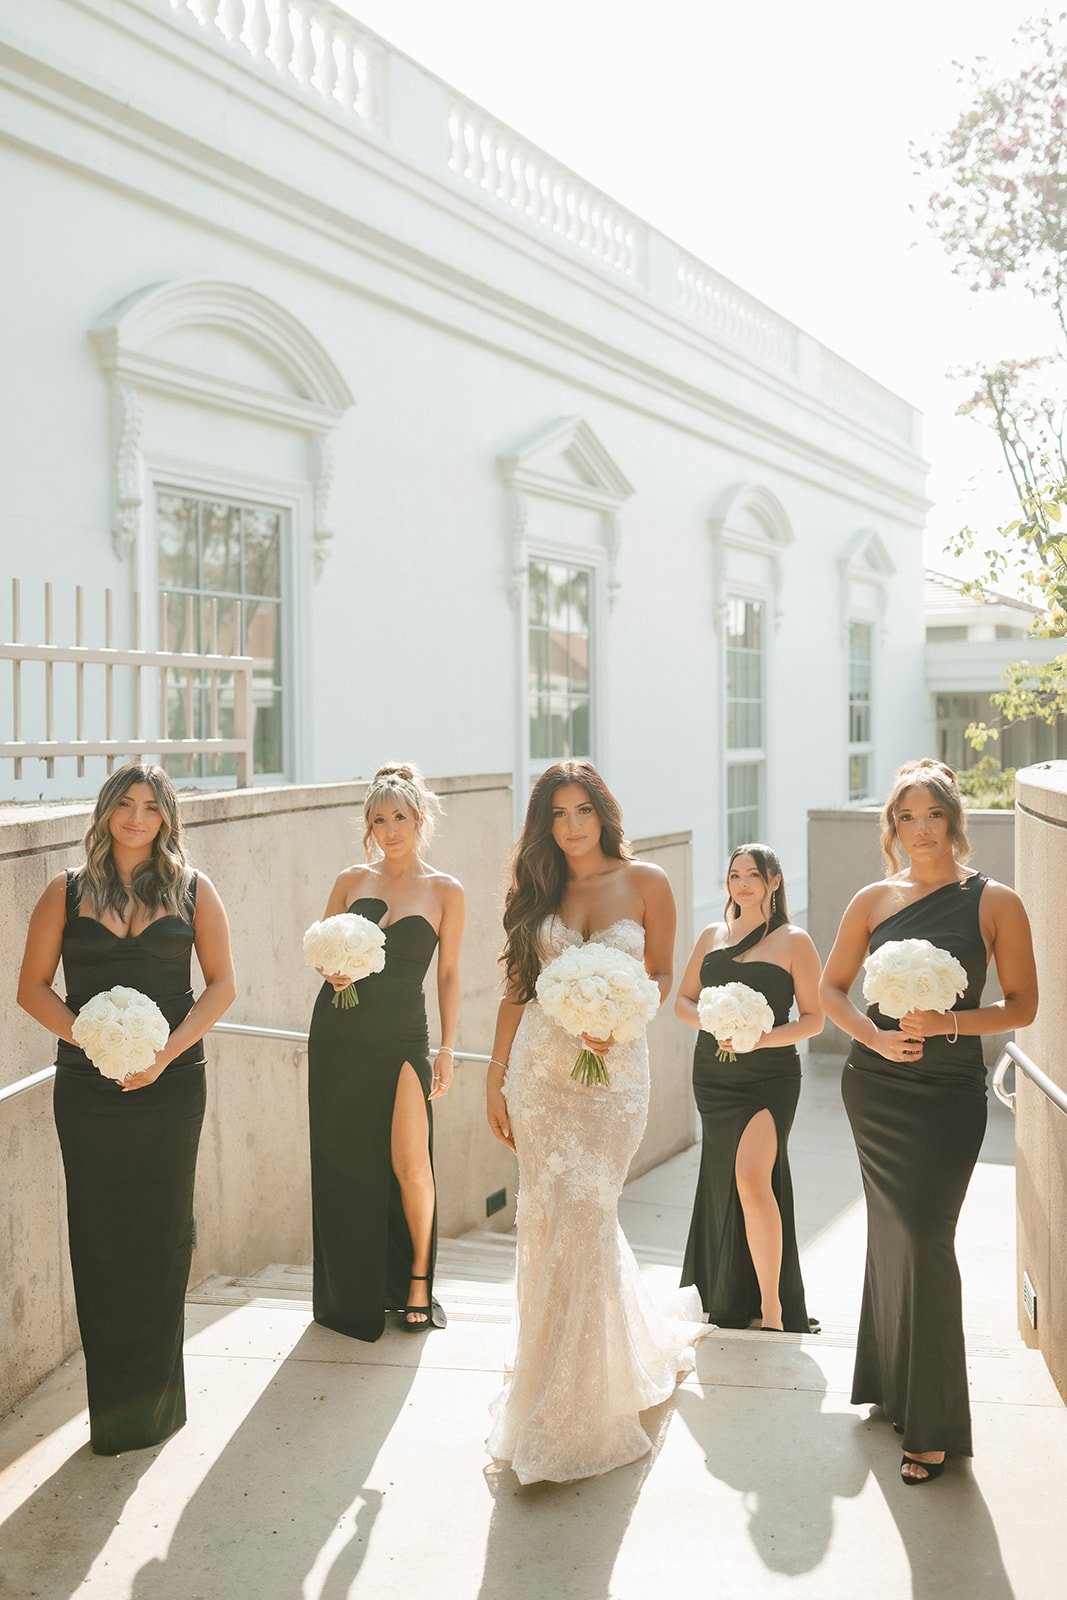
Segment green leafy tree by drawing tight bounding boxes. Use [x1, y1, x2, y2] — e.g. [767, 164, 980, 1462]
[916, 10, 1067, 749]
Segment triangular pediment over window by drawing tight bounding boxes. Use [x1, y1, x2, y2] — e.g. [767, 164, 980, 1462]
[498, 417, 634, 510]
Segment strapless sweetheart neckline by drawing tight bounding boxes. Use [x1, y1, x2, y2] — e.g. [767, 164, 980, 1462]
[553, 915, 644, 943]
[349, 896, 438, 937]
[75, 913, 192, 944]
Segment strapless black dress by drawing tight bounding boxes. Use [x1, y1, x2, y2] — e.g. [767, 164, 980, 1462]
[307, 898, 442, 1341]
[842, 873, 989, 1456]
[54, 869, 206, 1455]
[680, 925, 812, 1332]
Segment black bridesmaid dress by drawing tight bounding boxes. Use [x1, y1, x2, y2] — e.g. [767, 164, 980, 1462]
[53, 870, 206, 1456]
[842, 873, 989, 1457]
[307, 897, 443, 1340]
[681, 926, 812, 1332]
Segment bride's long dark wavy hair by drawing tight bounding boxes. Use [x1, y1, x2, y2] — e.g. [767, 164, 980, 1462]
[501, 760, 632, 1003]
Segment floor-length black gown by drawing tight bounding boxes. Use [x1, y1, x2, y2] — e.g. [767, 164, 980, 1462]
[681, 926, 812, 1332]
[53, 869, 206, 1455]
[307, 897, 442, 1341]
[842, 873, 989, 1457]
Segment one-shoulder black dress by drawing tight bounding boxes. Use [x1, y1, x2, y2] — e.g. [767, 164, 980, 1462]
[307, 897, 442, 1341]
[54, 870, 206, 1455]
[681, 926, 812, 1332]
[842, 873, 989, 1457]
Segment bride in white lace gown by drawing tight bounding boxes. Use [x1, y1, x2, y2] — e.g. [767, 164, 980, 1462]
[486, 761, 708, 1485]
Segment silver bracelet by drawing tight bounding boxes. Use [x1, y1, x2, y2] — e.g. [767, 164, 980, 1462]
[437, 1046, 454, 1056]
[489, 1057, 509, 1071]
[946, 1013, 959, 1044]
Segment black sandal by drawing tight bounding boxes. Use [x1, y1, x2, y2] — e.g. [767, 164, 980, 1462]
[900, 1451, 945, 1485]
[402, 1274, 432, 1329]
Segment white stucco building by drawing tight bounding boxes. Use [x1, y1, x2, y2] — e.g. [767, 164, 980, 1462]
[0, 0, 929, 925]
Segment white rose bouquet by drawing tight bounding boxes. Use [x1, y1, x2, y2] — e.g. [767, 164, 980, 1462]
[861, 937, 967, 1022]
[535, 941, 662, 1087]
[697, 981, 775, 1063]
[303, 912, 387, 1008]
[71, 985, 170, 1082]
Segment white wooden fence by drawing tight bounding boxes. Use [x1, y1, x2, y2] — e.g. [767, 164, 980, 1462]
[0, 579, 256, 787]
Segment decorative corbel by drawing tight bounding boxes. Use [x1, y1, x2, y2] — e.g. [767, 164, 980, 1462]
[508, 487, 529, 609]
[603, 512, 623, 610]
[312, 435, 334, 580]
[111, 382, 143, 561]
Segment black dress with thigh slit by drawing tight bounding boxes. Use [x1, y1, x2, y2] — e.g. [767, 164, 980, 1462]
[680, 926, 812, 1332]
[841, 873, 989, 1457]
[53, 869, 206, 1456]
[307, 897, 442, 1341]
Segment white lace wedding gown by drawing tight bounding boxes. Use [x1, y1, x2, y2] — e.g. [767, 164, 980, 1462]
[488, 915, 708, 1485]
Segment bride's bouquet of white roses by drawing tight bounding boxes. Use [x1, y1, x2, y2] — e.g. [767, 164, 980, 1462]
[862, 937, 967, 1022]
[697, 982, 775, 1063]
[71, 985, 170, 1081]
[535, 941, 662, 1087]
[302, 912, 387, 1008]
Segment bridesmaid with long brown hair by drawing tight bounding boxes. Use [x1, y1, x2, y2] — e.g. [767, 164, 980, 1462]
[17, 763, 236, 1454]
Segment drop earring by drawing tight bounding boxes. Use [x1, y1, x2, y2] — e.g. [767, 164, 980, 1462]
[771, 890, 777, 914]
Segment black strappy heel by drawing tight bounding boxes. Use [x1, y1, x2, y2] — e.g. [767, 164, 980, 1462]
[402, 1275, 446, 1331]
[900, 1451, 945, 1485]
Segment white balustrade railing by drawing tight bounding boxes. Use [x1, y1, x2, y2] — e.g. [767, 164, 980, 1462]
[149, 1, 919, 446]
[446, 98, 646, 281]
[677, 253, 799, 373]
[168, 0, 383, 123]
[1, 579, 255, 787]
[819, 349, 917, 447]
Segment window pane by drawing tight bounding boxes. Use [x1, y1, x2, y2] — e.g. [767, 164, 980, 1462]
[548, 564, 569, 631]
[246, 599, 282, 690]
[243, 507, 281, 598]
[528, 559, 593, 762]
[569, 698, 591, 758]
[529, 561, 548, 626]
[727, 762, 761, 851]
[157, 494, 199, 590]
[201, 502, 241, 593]
[158, 487, 286, 778]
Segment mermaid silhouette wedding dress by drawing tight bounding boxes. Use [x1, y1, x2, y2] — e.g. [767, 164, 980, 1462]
[489, 914, 708, 1484]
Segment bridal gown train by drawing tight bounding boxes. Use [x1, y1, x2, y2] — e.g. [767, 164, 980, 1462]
[489, 915, 708, 1485]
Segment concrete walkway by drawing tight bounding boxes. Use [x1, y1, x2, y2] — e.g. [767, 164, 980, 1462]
[1, 1056, 1064, 1600]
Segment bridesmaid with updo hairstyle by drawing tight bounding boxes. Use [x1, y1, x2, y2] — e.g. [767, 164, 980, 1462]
[17, 762, 236, 1454]
[307, 763, 465, 1338]
[821, 758, 1037, 1484]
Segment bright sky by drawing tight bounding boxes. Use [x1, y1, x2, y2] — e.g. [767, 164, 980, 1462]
[341, 0, 1052, 581]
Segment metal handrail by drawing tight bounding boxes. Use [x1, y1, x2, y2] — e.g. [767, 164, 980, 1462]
[0, 1025, 491, 1106]
[992, 1041, 1067, 1118]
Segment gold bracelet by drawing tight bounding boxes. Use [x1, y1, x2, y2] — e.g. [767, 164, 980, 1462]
[946, 1013, 959, 1044]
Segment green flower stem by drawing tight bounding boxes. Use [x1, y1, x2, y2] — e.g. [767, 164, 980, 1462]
[331, 984, 359, 1009]
[570, 1047, 610, 1087]
[715, 1047, 737, 1063]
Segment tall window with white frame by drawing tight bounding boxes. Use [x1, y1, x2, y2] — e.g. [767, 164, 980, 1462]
[157, 487, 287, 780]
[847, 620, 873, 801]
[528, 559, 592, 769]
[725, 596, 764, 850]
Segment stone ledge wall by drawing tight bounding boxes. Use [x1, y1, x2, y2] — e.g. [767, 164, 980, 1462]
[1014, 762, 1067, 1400]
